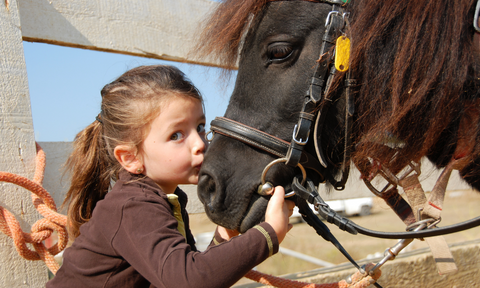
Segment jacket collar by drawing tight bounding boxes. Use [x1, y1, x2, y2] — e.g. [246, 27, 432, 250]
[117, 170, 188, 205]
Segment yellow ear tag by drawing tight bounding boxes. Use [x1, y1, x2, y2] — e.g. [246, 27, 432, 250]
[335, 36, 350, 72]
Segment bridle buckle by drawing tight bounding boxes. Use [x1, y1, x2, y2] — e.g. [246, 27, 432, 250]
[292, 124, 309, 145]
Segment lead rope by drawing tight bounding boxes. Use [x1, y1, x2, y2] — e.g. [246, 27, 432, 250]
[244, 262, 381, 288]
[0, 142, 68, 274]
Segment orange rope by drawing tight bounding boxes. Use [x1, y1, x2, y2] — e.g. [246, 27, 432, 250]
[0, 143, 68, 274]
[0, 143, 382, 287]
[244, 263, 381, 288]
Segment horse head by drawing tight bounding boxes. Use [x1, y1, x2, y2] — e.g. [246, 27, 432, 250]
[197, 0, 480, 233]
[197, 0, 349, 232]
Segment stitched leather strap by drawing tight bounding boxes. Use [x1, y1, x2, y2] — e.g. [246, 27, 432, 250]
[211, 117, 289, 157]
[210, 117, 326, 179]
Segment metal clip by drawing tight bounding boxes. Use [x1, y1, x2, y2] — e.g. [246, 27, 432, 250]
[325, 11, 350, 30]
[370, 222, 427, 275]
[363, 160, 421, 197]
[325, 11, 341, 27]
[475, 0, 480, 32]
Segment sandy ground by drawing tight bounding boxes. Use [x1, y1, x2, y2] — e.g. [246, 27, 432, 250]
[189, 189, 480, 286]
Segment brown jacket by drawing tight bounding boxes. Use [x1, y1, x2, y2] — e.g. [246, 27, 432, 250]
[47, 171, 278, 288]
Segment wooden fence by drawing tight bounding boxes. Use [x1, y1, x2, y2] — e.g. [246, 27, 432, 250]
[0, 0, 475, 287]
[238, 239, 480, 288]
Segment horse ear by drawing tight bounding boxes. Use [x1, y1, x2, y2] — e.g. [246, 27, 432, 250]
[114, 145, 143, 174]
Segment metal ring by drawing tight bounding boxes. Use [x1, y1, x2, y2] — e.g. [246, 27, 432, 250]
[405, 219, 433, 231]
[259, 158, 307, 198]
[205, 130, 214, 142]
[427, 217, 442, 229]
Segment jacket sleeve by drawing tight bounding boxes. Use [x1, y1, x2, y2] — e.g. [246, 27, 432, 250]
[112, 197, 278, 288]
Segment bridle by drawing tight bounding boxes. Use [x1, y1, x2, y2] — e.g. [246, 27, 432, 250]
[211, 0, 352, 189]
[208, 0, 480, 283]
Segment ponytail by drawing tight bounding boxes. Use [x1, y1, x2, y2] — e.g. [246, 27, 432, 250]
[63, 119, 115, 239]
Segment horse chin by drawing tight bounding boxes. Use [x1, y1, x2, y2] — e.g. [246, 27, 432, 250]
[238, 193, 269, 233]
[238, 178, 294, 233]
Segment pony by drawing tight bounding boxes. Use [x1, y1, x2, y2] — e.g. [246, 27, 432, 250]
[195, 0, 480, 234]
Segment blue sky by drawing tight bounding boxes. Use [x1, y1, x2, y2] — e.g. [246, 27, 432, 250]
[23, 41, 234, 142]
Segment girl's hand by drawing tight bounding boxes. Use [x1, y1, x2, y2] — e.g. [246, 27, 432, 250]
[264, 186, 294, 244]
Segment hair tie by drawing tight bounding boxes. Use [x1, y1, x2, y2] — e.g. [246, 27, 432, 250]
[95, 114, 103, 124]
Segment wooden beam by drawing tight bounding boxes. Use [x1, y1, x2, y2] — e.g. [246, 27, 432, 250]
[239, 240, 480, 288]
[18, 0, 221, 67]
[0, 0, 48, 285]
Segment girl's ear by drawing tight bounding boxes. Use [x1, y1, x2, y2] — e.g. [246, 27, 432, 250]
[114, 145, 144, 174]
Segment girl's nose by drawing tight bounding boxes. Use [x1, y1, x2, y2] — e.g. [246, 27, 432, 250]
[192, 131, 207, 154]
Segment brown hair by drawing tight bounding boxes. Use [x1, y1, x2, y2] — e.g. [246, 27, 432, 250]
[63, 65, 203, 239]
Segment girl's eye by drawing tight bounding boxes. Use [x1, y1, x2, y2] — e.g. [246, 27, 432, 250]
[197, 124, 206, 133]
[170, 132, 183, 141]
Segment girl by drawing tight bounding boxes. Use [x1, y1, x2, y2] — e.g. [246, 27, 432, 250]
[47, 65, 294, 288]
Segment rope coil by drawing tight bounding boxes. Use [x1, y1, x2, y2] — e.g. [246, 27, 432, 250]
[0, 143, 68, 274]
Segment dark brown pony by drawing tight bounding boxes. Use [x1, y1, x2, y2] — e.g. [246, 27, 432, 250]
[196, 0, 480, 232]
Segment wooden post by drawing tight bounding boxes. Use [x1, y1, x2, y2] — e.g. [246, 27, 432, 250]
[17, 0, 219, 67]
[0, 0, 48, 285]
[1, 1, 218, 284]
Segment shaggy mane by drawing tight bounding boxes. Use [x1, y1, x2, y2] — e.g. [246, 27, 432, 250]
[346, 0, 479, 172]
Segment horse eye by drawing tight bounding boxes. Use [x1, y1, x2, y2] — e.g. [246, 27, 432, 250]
[267, 43, 293, 61]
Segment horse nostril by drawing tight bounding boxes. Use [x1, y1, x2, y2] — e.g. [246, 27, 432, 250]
[198, 174, 216, 195]
[198, 173, 218, 211]
[207, 203, 215, 213]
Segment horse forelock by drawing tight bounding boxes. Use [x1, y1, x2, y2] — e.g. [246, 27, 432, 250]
[196, 0, 269, 69]
[196, 0, 329, 69]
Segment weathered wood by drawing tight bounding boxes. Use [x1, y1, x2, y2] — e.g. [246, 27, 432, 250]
[18, 0, 221, 67]
[237, 239, 480, 287]
[0, 0, 48, 285]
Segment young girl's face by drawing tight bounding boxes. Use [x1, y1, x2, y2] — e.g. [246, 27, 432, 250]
[139, 95, 207, 194]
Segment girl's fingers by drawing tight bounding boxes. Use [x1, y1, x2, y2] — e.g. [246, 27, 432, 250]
[286, 199, 295, 217]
